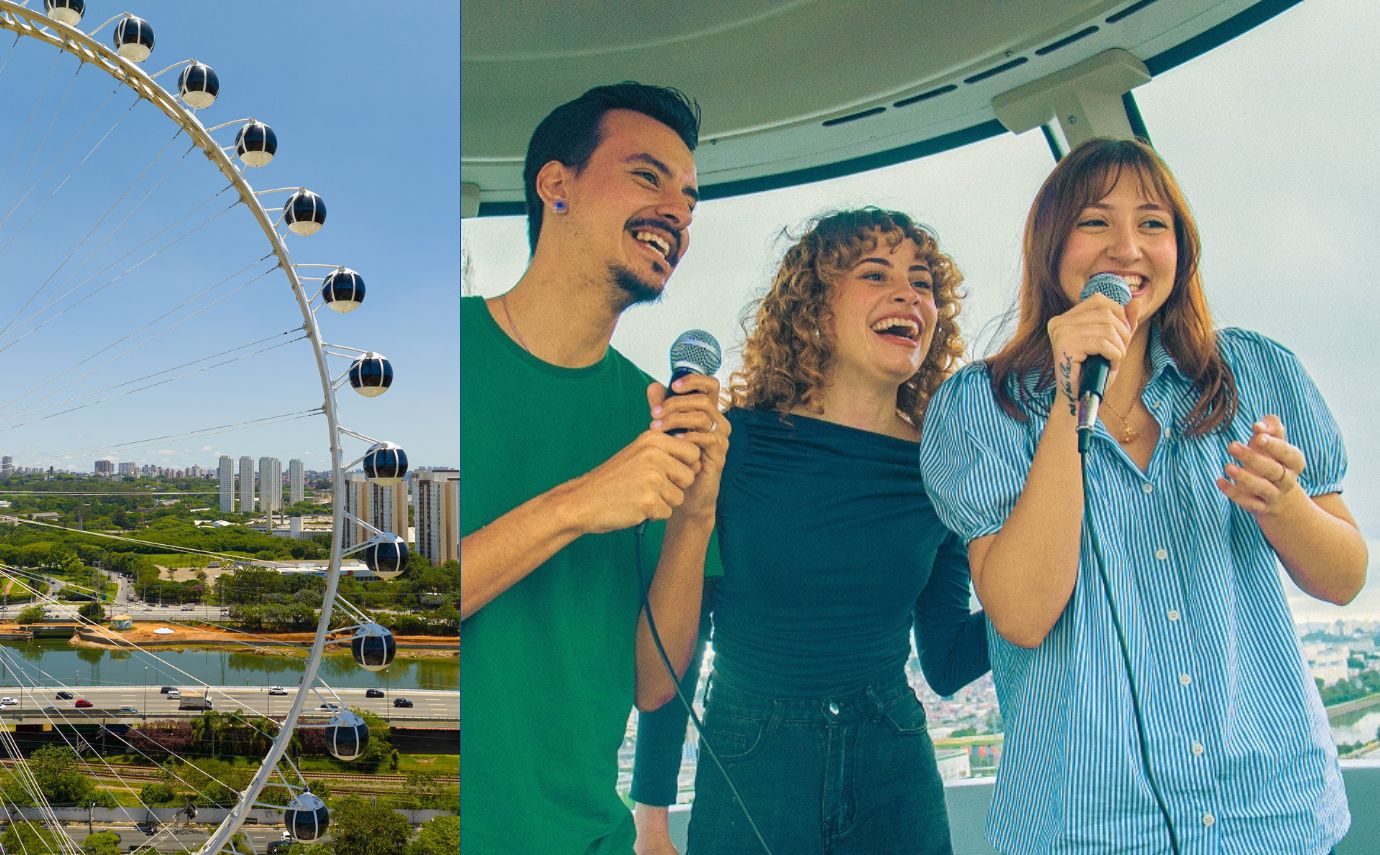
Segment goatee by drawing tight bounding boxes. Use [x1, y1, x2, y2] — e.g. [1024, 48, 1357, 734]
[611, 265, 663, 310]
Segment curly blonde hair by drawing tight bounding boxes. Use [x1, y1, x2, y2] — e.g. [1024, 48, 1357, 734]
[730, 208, 965, 427]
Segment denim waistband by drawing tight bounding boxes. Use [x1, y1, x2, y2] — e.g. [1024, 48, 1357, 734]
[704, 669, 915, 723]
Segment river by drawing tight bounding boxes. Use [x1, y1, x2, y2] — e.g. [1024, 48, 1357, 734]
[0, 640, 458, 691]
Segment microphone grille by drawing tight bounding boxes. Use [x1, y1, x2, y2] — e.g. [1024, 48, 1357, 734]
[1080, 273, 1132, 307]
[669, 329, 722, 375]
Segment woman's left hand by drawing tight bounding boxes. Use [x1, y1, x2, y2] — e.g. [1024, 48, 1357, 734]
[1216, 414, 1306, 516]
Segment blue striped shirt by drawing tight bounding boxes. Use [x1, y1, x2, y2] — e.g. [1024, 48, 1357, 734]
[918, 326, 1349, 854]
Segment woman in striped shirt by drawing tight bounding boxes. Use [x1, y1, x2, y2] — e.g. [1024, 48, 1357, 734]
[919, 138, 1366, 853]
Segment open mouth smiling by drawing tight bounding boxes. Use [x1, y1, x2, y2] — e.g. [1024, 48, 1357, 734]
[869, 316, 921, 342]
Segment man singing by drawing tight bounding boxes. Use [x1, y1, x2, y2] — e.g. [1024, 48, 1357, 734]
[461, 82, 728, 854]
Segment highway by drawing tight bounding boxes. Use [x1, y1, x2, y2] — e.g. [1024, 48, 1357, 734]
[0, 686, 458, 724]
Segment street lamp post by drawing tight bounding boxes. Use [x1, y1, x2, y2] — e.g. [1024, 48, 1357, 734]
[143, 666, 149, 721]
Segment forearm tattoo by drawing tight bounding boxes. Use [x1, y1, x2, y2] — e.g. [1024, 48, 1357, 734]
[1059, 353, 1076, 415]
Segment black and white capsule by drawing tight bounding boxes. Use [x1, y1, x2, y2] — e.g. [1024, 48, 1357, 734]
[113, 15, 154, 63]
[284, 189, 326, 236]
[321, 267, 365, 313]
[178, 62, 219, 109]
[44, 0, 84, 26]
[283, 792, 329, 841]
[362, 442, 407, 486]
[348, 353, 393, 398]
[235, 121, 277, 168]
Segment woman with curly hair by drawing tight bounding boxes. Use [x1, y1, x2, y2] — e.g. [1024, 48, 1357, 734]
[631, 208, 989, 855]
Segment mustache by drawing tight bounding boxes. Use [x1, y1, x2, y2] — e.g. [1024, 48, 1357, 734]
[626, 217, 683, 264]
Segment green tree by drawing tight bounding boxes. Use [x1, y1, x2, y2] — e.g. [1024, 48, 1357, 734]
[82, 829, 123, 854]
[78, 601, 106, 622]
[1, 821, 63, 852]
[406, 814, 458, 855]
[29, 745, 96, 804]
[17, 603, 45, 623]
[348, 709, 394, 772]
[328, 796, 411, 855]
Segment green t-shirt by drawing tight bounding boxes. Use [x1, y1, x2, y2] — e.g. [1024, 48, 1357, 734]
[461, 296, 713, 853]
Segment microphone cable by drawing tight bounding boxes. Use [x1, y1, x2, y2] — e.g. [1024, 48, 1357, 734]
[634, 522, 776, 855]
[1080, 452, 1180, 854]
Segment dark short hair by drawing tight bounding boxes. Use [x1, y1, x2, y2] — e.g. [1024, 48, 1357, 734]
[523, 82, 701, 252]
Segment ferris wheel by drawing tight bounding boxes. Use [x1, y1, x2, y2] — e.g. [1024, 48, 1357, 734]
[0, 1, 416, 851]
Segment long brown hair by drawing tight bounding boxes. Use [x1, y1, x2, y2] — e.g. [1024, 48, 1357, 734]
[986, 138, 1236, 434]
[731, 208, 965, 427]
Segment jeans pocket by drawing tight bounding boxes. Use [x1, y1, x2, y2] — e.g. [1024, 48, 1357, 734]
[881, 691, 929, 735]
[700, 708, 770, 763]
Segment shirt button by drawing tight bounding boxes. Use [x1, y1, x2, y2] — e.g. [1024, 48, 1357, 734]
[1155, 548, 1169, 560]
[1152, 401, 1162, 409]
[1142, 483, 1154, 494]
[1168, 609, 1181, 622]
[1202, 812, 1215, 827]
[1191, 741, 1205, 756]
[1162, 427, 1172, 439]
[1179, 673, 1192, 686]
[828, 701, 840, 716]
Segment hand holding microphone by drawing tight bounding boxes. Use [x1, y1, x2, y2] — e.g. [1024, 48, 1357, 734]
[563, 330, 727, 534]
[649, 330, 729, 523]
[1045, 273, 1133, 453]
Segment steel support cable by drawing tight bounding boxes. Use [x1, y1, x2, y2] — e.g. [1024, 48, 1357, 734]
[0, 515, 313, 568]
[0, 700, 195, 855]
[3, 48, 83, 218]
[0, 91, 141, 271]
[0, 563, 343, 663]
[0, 185, 238, 361]
[0, 649, 245, 828]
[0, 140, 207, 349]
[0, 77, 122, 237]
[0, 330, 304, 430]
[15, 408, 320, 470]
[0, 42, 59, 197]
[0, 260, 275, 407]
[0, 118, 180, 341]
[0, 333, 306, 431]
[0, 195, 244, 368]
[8, 686, 293, 823]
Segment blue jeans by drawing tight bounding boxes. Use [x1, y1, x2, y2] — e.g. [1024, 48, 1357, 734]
[687, 671, 953, 855]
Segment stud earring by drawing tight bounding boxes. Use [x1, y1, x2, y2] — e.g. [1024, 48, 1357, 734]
[552, 199, 568, 214]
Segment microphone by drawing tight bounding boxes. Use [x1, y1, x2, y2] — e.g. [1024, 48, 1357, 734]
[1075, 274, 1132, 453]
[666, 329, 722, 436]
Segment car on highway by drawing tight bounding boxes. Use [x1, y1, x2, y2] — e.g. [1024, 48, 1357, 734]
[74, 698, 92, 708]
[181, 603, 195, 611]
[267, 840, 290, 854]
[166, 689, 181, 699]
[0, 697, 16, 706]
[318, 702, 340, 711]
[55, 691, 73, 700]
[392, 697, 413, 708]
[267, 686, 287, 696]
[365, 688, 385, 698]
[159, 686, 177, 694]
[119, 706, 139, 715]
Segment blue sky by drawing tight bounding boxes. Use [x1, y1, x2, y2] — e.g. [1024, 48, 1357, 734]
[0, 2, 458, 473]
[464, 1, 1380, 620]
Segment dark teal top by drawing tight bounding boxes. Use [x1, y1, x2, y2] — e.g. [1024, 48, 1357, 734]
[632, 407, 988, 804]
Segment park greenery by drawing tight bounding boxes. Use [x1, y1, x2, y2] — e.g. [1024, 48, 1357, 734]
[0, 472, 457, 633]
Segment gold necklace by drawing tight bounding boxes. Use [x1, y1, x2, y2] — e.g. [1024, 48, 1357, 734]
[1101, 379, 1148, 444]
[499, 292, 531, 353]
